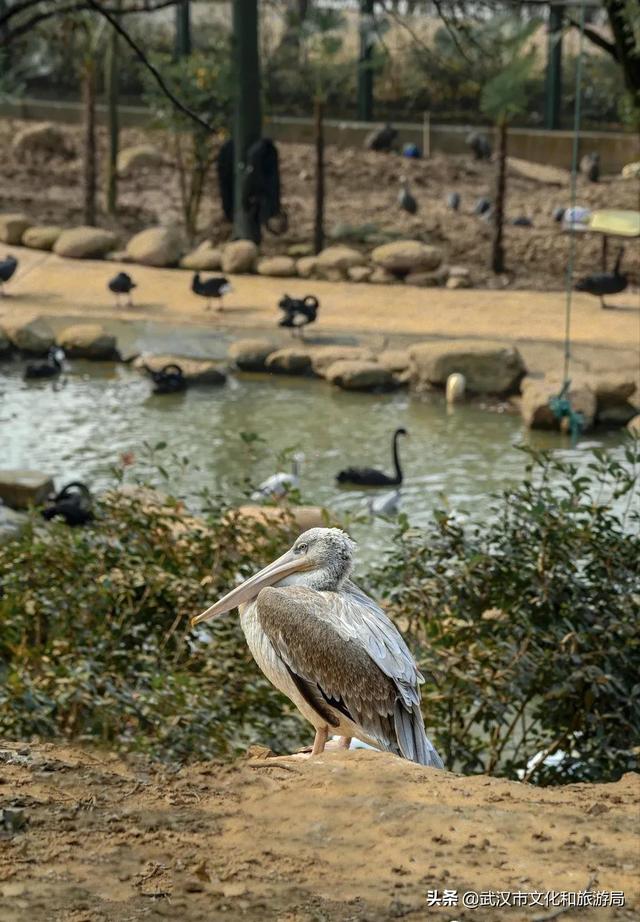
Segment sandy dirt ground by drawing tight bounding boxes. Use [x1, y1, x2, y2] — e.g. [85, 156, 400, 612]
[0, 741, 638, 922]
[2, 245, 639, 382]
[1, 118, 639, 292]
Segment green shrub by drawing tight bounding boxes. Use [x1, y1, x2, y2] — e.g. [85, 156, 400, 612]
[367, 443, 640, 783]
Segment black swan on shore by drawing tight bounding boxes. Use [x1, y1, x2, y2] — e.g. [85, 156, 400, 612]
[42, 482, 94, 526]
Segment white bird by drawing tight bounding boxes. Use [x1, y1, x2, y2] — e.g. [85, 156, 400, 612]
[251, 452, 304, 502]
[367, 490, 401, 517]
[446, 373, 466, 405]
[192, 528, 443, 767]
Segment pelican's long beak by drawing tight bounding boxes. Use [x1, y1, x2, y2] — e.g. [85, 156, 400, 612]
[191, 548, 305, 626]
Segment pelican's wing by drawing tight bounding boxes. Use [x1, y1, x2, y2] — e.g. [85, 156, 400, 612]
[256, 585, 443, 768]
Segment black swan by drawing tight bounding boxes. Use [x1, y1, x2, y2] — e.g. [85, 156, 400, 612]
[42, 482, 94, 526]
[336, 428, 408, 487]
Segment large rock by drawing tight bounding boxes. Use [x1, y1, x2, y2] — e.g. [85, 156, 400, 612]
[325, 359, 395, 392]
[117, 144, 163, 175]
[12, 122, 69, 159]
[222, 240, 258, 274]
[409, 342, 526, 396]
[369, 267, 397, 284]
[56, 323, 119, 360]
[627, 414, 640, 434]
[179, 241, 222, 271]
[371, 240, 442, 275]
[405, 267, 449, 287]
[310, 346, 376, 377]
[0, 213, 31, 245]
[3, 316, 54, 355]
[126, 226, 181, 267]
[0, 470, 54, 510]
[265, 348, 313, 376]
[228, 339, 275, 372]
[0, 504, 29, 545]
[377, 349, 410, 374]
[54, 226, 117, 259]
[0, 328, 11, 355]
[296, 256, 318, 278]
[316, 246, 366, 273]
[348, 266, 373, 283]
[594, 378, 638, 427]
[257, 256, 296, 277]
[235, 505, 331, 534]
[133, 354, 226, 386]
[22, 225, 63, 250]
[520, 377, 596, 432]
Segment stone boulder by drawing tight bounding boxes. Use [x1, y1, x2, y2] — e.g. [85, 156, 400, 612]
[296, 256, 318, 278]
[235, 504, 331, 534]
[265, 348, 313, 376]
[0, 328, 11, 355]
[56, 323, 119, 360]
[310, 346, 376, 377]
[0, 470, 54, 510]
[377, 349, 410, 374]
[22, 225, 63, 250]
[371, 240, 442, 275]
[593, 378, 638, 427]
[179, 241, 222, 271]
[117, 144, 163, 175]
[369, 267, 397, 284]
[287, 243, 314, 258]
[520, 377, 596, 432]
[348, 266, 373, 283]
[222, 240, 257, 274]
[325, 359, 395, 392]
[0, 504, 28, 545]
[0, 213, 31, 245]
[12, 123, 69, 159]
[54, 226, 117, 259]
[316, 246, 366, 273]
[134, 354, 226, 386]
[3, 316, 54, 355]
[257, 256, 297, 277]
[228, 338, 275, 372]
[405, 267, 449, 287]
[446, 266, 472, 289]
[409, 342, 526, 396]
[126, 226, 181, 267]
[627, 414, 640, 435]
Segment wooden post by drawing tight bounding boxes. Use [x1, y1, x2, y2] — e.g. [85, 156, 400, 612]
[491, 117, 507, 274]
[82, 59, 97, 226]
[422, 110, 431, 158]
[357, 0, 374, 121]
[314, 98, 325, 255]
[105, 6, 120, 215]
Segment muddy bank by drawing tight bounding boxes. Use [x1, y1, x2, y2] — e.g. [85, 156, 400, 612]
[0, 742, 638, 921]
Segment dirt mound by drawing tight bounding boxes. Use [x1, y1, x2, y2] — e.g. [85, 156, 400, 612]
[1, 118, 638, 292]
[0, 741, 637, 921]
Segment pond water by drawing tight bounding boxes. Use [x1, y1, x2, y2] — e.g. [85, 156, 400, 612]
[1, 318, 632, 562]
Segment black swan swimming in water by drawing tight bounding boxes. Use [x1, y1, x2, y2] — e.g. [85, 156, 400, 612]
[145, 362, 187, 395]
[336, 428, 408, 487]
[42, 482, 94, 526]
[24, 347, 65, 380]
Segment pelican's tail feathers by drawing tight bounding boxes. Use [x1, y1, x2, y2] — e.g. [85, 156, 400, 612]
[394, 702, 444, 769]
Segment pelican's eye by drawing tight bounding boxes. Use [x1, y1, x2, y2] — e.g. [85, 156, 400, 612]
[295, 542, 308, 554]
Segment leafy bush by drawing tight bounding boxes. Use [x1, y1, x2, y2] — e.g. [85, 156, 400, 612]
[367, 443, 640, 784]
[1, 445, 637, 783]
[0, 484, 308, 761]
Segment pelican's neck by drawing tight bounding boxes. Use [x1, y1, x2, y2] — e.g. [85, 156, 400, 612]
[277, 561, 351, 594]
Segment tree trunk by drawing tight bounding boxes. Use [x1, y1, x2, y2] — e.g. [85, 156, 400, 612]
[605, 0, 640, 117]
[83, 59, 97, 227]
[232, 0, 262, 242]
[491, 118, 507, 275]
[175, 0, 192, 59]
[314, 98, 325, 255]
[357, 0, 374, 121]
[105, 13, 120, 215]
[544, 4, 562, 130]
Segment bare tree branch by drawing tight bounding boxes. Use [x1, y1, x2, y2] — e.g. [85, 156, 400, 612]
[0, 0, 181, 29]
[567, 17, 619, 62]
[85, 0, 215, 132]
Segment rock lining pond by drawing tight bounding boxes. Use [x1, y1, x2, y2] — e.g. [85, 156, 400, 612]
[1, 318, 632, 561]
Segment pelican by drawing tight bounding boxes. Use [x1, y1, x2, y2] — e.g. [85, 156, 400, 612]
[192, 528, 443, 767]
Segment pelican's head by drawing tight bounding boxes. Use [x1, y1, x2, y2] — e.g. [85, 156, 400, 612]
[191, 528, 356, 625]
